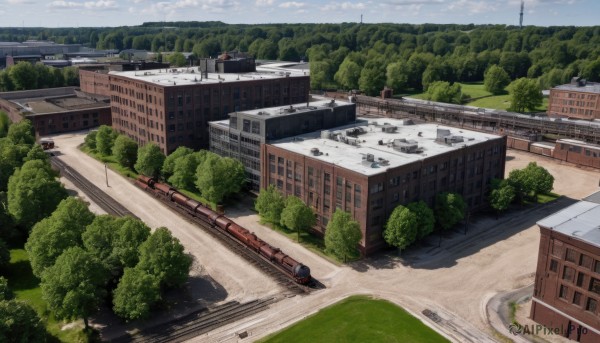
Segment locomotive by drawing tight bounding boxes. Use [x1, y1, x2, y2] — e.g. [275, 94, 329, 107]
[135, 175, 312, 285]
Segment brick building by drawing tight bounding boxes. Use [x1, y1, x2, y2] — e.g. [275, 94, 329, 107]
[553, 139, 600, 169]
[261, 118, 507, 255]
[79, 61, 171, 97]
[209, 98, 356, 190]
[531, 191, 600, 342]
[109, 63, 310, 154]
[0, 87, 110, 135]
[548, 78, 600, 120]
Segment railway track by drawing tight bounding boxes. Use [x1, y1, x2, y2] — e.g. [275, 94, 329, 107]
[50, 154, 138, 218]
[140, 186, 322, 295]
[114, 298, 276, 343]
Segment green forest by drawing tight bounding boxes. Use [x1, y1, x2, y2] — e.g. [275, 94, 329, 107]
[1, 22, 599, 95]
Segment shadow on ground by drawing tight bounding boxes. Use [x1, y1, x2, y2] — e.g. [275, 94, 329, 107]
[350, 197, 577, 273]
[92, 272, 228, 342]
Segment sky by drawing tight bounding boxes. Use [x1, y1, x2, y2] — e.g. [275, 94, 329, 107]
[0, 0, 597, 28]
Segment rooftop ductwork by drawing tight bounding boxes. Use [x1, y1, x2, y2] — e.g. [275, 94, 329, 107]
[346, 127, 367, 137]
[310, 147, 322, 156]
[391, 138, 419, 153]
[382, 124, 398, 133]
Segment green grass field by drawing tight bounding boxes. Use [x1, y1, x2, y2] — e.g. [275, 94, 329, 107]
[259, 295, 449, 343]
[6, 249, 91, 342]
[405, 82, 548, 112]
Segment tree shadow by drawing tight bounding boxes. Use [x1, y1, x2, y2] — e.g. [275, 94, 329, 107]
[350, 196, 577, 273]
[93, 273, 228, 342]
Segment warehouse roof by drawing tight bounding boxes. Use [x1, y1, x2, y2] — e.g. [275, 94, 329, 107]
[269, 118, 503, 176]
[538, 199, 600, 249]
[235, 98, 353, 119]
[109, 63, 308, 86]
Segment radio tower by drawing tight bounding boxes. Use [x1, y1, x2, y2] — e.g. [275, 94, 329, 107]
[519, 0, 524, 28]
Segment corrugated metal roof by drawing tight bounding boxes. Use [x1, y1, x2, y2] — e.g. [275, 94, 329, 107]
[538, 201, 600, 248]
[583, 190, 600, 204]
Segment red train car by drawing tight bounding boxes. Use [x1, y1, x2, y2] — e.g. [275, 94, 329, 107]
[134, 175, 312, 284]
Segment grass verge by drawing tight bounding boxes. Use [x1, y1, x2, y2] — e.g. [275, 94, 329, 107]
[537, 192, 560, 204]
[259, 295, 450, 343]
[508, 301, 519, 325]
[80, 146, 138, 179]
[6, 249, 93, 342]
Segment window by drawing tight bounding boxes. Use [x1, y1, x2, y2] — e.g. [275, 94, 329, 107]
[573, 292, 582, 306]
[590, 278, 600, 295]
[586, 298, 597, 313]
[577, 273, 585, 287]
[559, 285, 568, 299]
[580, 254, 593, 269]
[549, 260, 558, 273]
[370, 182, 384, 194]
[551, 241, 563, 258]
[565, 248, 577, 263]
[563, 266, 575, 282]
[595, 260, 600, 274]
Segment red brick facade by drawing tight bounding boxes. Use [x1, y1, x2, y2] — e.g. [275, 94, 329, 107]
[79, 70, 111, 97]
[531, 227, 600, 342]
[548, 88, 600, 120]
[261, 136, 507, 255]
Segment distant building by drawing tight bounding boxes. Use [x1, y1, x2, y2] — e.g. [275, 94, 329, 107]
[209, 98, 356, 190]
[79, 61, 171, 97]
[531, 191, 600, 343]
[0, 87, 111, 135]
[108, 62, 310, 154]
[548, 78, 600, 120]
[261, 118, 506, 255]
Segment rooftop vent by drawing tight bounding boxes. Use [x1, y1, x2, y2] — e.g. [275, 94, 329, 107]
[382, 125, 398, 133]
[346, 127, 367, 137]
[321, 130, 332, 139]
[310, 148, 322, 156]
[327, 99, 337, 107]
[391, 139, 419, 153]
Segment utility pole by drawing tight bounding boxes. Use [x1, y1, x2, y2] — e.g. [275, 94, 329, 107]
[519, 1, 524, 29]
[104, 163, 109, 187]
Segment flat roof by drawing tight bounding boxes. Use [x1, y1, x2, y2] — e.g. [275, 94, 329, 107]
[538, 200, 600, 249]
[234, 98, 353, 119]
[109, 63, 308, 87]
[583, 191, 600, 205]
[268, 118, 503, 176]
[554, 82, 600, 94]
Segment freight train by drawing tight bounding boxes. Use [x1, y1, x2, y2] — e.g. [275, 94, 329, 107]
[135, 175, 312, 285]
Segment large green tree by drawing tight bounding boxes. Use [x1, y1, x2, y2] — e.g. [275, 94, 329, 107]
[112, 267, 161, 320]
[255, 185, 285, 224]
[162, 146, 193, 178]
[383, 205, 418, 254]
[137, 227, 191, 289]
[95, 125, 118, 155]
[8, 62, 38, 90]
[25, 197, 95, 277]
[0, 111, 10, 138]
[7, 159, 67, 230]
[135, 144, 165, 179]
[334, 57, 361, 90]
[84, 130, 97, 150]
[169, 152, 202, 191]
[6, 119, 35, 146]
[424, 81, 462, 104]
[112, 135, 138, 169]
[0, 299, 47, 342]
[484, 65, 511, 94]
[324, 209, 362, 262]
[386, 61, 409, 93]
[407, 201, 435, 240]
[41, 247, 108, 329]
[489, 180, 516, 216]
[280, 196, 316, 242]
[507, 77, 543, 113]
[434, 192, 466, 231]
[196, 155, 245, 204]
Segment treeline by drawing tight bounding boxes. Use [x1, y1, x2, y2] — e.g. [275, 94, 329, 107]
[0, 62, 79, 92]
[1, 23, 599, 94]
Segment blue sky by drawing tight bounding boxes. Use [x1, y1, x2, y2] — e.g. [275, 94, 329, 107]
[0, 0, 596, 28]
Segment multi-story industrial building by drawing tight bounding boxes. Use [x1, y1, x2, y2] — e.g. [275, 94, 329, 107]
[109, 62, 310, 154]
[209, 99, 356, 190]
[531, 191, 600, 343]
[548, 78, 600, 120]
[79, 61, 171, 97]
[0, 87, 111, 135]
[261, 118, 507, 255]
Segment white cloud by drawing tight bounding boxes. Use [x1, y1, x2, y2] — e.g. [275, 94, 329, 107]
[6, 0, 35, 4]
[322, 2, 367, 11]
[447, 0, 497, 14]
[279, 1, 305, 8]
[48, 0, 118, 9]
[256, 0, 274, 6]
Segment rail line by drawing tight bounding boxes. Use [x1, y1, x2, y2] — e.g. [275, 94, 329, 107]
[114, 298, 276, 343]
[50, 154, 138, 218]
[139, 185, 323, 295]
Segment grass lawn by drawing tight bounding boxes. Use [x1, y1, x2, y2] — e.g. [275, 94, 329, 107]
[6, 249, 91, 342]
[460, 82, 492, 99]
[80, 145, 138, 179]
[259, 295, 449, 343]
[537, 192, 560, 204]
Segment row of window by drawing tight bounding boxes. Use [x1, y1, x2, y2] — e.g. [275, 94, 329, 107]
[559, 284, 598, 314]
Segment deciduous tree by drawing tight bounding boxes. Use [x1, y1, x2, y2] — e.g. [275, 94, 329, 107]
[255, 185, 285, 224]
[6, 119, 34, 146]
[0, 299, 47, 342]
[41, 247, 108, 329]
[137, 227, 191, 289]
[280, 196, 316, 241]
[424, 81, 462, 104]
[24, 144, 48, 163]
[383, 205, 418, 254]
[324, 209, 362, 262]
[407, 201, 435, 240]
[112, 135, 138, 169]
[112, 267, 160, 320]
[434, 192, 466, 231]
[196, 155, 245, 204]
[484, 65, 510, 94]
[489, 180, 516, 216]
[162, 146, 193, 178]
[95, 125, 117, 155]
[508, 77, 542, 113]
[169, 153, 201, 190]
[25, 197, 95, 277]
[135, 144, 165, 179]
[84, 130, 97, 150]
